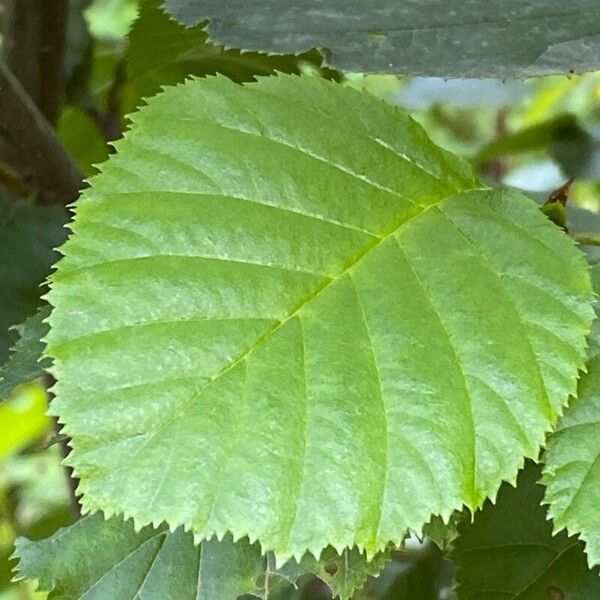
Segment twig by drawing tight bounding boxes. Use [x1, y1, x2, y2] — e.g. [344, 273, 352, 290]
[572, 232, 600, 247]
[0, 60, 83, 204]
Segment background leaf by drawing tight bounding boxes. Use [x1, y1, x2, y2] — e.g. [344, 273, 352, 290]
[0, 306, 51, 400]
[543, 263, 600, 568]
[454, 461, 600, 599]
[13, 513, 387, 600]
[0, 193, 67, 363]
[46, 74, 594, 561]
[161, 0, 600, 78]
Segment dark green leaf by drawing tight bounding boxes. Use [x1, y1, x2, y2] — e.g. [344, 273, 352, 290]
[454, 462, 600, 599]
[162, 0, 600, 78]
[13, 513, 387, 600]
[0, 306, 51, 399]
[0, 192, 67, 362]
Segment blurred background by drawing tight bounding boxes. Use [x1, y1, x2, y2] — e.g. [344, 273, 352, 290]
[0, 0, 599, 598]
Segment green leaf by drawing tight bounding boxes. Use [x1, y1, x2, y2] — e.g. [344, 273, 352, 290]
[454, 462, 600, 599]
[0, 192, 67, 363]
[46, 74, 594, 561]
[543, 263, 600, 569]
[0, 384, 49, 460]
[161, 0, 600, 78]
[13, 513, 387, 600]
[57, 107, 109, 177]
[0, 306, 51, 400]
[123, 0, 336, 115]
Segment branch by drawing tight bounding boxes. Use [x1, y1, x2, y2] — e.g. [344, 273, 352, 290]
[2, 0, 69, 126]
[0, 60, 83, 204]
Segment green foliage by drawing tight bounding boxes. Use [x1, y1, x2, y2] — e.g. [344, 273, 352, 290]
[454, 462, 600, 598]
[0, 385, 48, 460]
[0, 306, 51, 400]
[45, 74, 594, 562]
[161, 0, 600, 77]
[122, 0, 336, 115]
[0, 193, 66, 363]
[543, 263, 600, 569]
[13, 512, 387, 600]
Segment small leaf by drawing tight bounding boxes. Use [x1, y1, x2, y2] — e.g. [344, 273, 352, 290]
[0, 306, 51, 400]
[13, 513, 387, 600]
[454, 462, 600, 599]
[46, 74, 594, 561]
[543, 262, 600, 568]
[161, 0, 600, 78]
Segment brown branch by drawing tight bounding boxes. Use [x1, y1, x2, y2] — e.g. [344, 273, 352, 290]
[2, 0, 70, 126]
[0, 60, 83, 204]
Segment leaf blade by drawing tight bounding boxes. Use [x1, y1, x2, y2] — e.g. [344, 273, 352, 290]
[46, 74, 595, 560]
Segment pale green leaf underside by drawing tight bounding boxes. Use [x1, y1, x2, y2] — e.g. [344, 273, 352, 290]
[162, 0, 600, 78]
[454, 462, 600, 599]
[13, 512, 387, 600]
[46, 74, 594, 561]
[543, 263, 600, 568]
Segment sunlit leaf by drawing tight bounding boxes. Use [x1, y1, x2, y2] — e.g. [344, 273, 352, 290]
[46, 74, 594, 561]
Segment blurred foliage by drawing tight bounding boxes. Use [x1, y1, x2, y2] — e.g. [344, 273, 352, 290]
[1, 0, 600, 597]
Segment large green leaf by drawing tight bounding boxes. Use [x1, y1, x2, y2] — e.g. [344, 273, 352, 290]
[0, 193, 67, 362]
[122, 0, 336, 115]
[13, 513, 387, 600]
[543, 263, 600, 568]
[0, 306, 51, 400]
[454, 462, 600, 599]
[161, 0, 600, 78]
[46, 74, 594, 561]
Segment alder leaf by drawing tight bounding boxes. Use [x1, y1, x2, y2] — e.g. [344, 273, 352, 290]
[161, 0, 600, 78]
[454, 462, 600, 599]
[12, 513, 387, 599]
[543, 263, 600, 568]
[0, 306, 51, 399]
[46, 74, 594, 561]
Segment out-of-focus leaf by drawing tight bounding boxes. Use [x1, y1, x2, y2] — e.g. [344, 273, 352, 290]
[478, 114, 600, 181]
[0, 192, 67, 363]
[0, 307, 51, 400]
[454, 462, 600, 599]
[13, 513, 388, 600]
[0, 385, 48, 460]
[542, 263, 600, 569]
[45, 74, 594, 561]
[123, 0, 336, 115]
[162, 0, 600, 78]
[85, 0, 139, 39]
[57, 107, 110, 176]
[477, 114, 580, 162]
